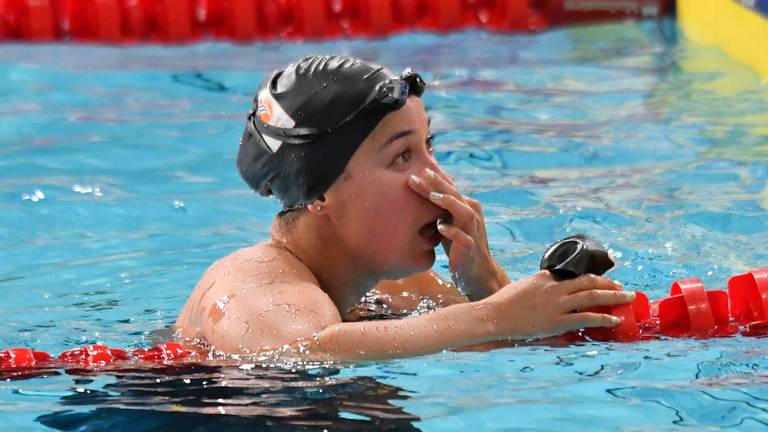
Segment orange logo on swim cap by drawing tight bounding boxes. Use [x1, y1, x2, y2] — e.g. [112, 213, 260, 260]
[257, 95, 273, 123]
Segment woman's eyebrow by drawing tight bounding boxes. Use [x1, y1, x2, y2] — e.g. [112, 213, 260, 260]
[379, 116, 431, 152]
[379, 130, 414, 152]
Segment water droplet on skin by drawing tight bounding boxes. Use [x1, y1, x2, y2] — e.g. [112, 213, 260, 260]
[216, 295, 230, 310]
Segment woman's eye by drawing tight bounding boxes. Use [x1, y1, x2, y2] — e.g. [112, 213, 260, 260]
[425, 134, 435, 154]
[391, 135, 434, 167]
[393, 149, 411, 166]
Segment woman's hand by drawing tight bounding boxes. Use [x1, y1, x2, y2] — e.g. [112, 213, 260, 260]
[479, 271, 635, 339]
[408, 167, 508, 300]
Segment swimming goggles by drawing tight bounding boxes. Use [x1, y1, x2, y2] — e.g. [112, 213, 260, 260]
[248, 69, 426, 148]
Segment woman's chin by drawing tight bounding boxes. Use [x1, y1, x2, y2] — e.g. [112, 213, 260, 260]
[408, 248, 437, 274]
[379, 249, 436, 280]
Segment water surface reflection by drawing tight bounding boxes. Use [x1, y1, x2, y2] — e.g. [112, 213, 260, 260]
[36, 364, 420, 431]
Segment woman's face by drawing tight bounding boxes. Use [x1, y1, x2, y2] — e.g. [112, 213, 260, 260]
[323, 96, 447, 279]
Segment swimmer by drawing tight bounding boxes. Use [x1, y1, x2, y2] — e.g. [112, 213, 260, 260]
[175, 55, 635, 360]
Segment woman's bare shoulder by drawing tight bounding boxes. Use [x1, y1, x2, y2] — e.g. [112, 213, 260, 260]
[210, 242, 319, 285]
[175, 242, 338, 349]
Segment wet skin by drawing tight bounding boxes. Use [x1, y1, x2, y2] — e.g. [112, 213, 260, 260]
[175, 97, 635, 359]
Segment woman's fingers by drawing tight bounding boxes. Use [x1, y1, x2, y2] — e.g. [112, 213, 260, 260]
[429, 192, 475, 228]
[560, 312, 622, 330]
[408, 168, 458, 199]
[408, 168, 477, 232]
[437, 223, 474, 249]
[437, 223, 474, 270]
[561, 273, 624, 295]
[561, 289, 636, 312]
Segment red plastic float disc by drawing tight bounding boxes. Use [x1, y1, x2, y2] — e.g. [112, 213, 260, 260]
[393, 0, 426, 28]
[742, 320, 768, 337]
[728, 269, 768, 324]
[227, 0, 259, 41]
[0, 0, 21, 39]
[582, 292, 650, 342]
[481, 0, 548, 32]
[338, 0, 398, 37]
[114, 0, 148, 41]
[422, 0, 465, 31]
[18, 0, 56, 40]
[133, 342, 197, 363]
[0, 348, 52, 369]
[59, 344, 129, 366]
[657, 278, 726, 337]
[154, 0, 197, 42]
[62, 0, 123, 42]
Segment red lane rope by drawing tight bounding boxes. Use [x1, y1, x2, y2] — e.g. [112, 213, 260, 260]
[0, 0, 671, 43]
[0, 342, 200, 370]
[2, 269, 767, 374]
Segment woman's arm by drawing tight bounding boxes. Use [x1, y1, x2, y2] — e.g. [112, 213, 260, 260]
[235, 271, 634, 361]
[314, 301, 493, 360]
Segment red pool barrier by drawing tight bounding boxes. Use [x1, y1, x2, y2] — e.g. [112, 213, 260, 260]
[60, 0, 123, 42]
[0, 348, 52, 369]
[0, 0, 671, 43]
[0, 0, 57, 40]
[729, 269, 768, 335]
[338, 0, 401, 37]
[0, 342, 199, 372]
[581, 270, 765, 341]
[2, 270, 767, 376]
[728, 268, 768, 324]
[286, 0, 342, 39]
[481, 0, 548, 32]
[583, 292, 648, 342]
[133, 342, 198, 363]
[58, 344, 130, 366]
[202, 0, 263, 41]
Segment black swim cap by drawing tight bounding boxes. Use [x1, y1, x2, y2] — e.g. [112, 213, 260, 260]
[237, 55, 426, 210]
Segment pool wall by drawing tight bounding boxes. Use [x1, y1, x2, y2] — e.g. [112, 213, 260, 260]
[677, 0, 768, 80]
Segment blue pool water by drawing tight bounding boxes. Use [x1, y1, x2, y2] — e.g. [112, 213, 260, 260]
[2, 19, 768, 430]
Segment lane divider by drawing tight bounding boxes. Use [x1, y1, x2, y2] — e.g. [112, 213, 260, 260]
[0, 0, 671, 43]
[582, 269, 768, 342]
[2, 269, 767, 376]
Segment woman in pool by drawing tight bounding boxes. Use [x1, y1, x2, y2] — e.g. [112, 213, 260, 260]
[175, 55, 635, 360]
